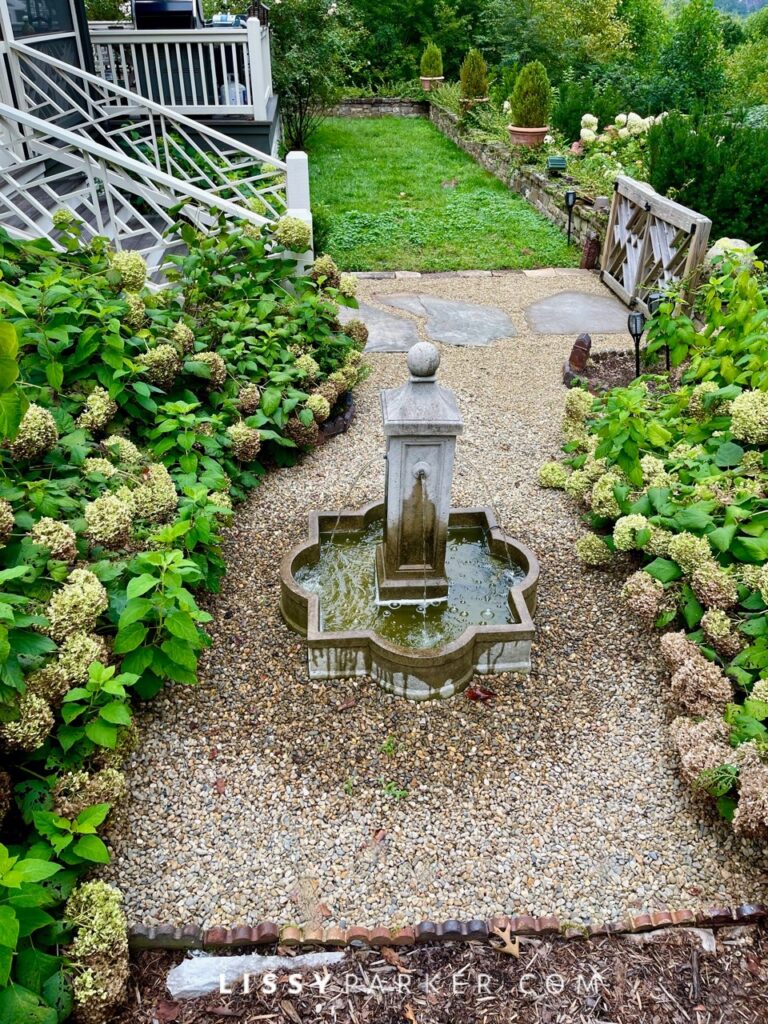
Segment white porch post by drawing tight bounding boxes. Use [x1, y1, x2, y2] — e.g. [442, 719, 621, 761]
[260, 23, 273, 103]
[285, 150, 313, 269]
[246, 17, 267, 121]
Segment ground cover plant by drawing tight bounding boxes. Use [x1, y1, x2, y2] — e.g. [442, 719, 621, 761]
[307, 117, 578, 271]
[538, 255, 768, 834]
[0, 218, 367, 1023]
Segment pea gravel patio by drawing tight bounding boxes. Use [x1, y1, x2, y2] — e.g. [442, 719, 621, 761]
[104, 269, 768, 931]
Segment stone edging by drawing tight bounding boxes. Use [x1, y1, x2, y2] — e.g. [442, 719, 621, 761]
[348, 268, 596, 280]
[130, 903, 767, 950]
[427, 106, 609, 255]
[331, 97, 429, 118]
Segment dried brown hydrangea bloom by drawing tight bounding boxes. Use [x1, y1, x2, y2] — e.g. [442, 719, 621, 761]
[194, 351, 227, 391]
[0, 771, 10, 827]
[732, 744, 768, 837]
[670, 715, 732, 786]
[227, 422, 262, 462]
[660, 631, 699, 674]
[237, 382, 261, 416]
[66, 881, 129, 1024]
[691, 563, 738, 610]
[283, 416, 320, 449]
[136, 344, 182, 390]
[344, 319, 369, 347]
[25, 663, 70, 706]
[621, 571, 665, 626]
[54, 768, 127, 820]
[669, 650, 732, 716]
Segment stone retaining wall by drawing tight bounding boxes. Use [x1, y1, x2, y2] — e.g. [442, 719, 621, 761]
[331, 97, 429, 118]
[428, 106, 609, 256]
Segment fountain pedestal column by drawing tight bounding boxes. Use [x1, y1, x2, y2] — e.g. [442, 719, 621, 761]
[375, 342, 464, 605]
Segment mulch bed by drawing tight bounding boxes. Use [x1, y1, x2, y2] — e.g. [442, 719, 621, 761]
[117, 925, 768, 1023]
[582, 351, 669, 392]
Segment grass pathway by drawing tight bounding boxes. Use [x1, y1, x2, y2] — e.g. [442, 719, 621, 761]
[308, 117, 579, 272]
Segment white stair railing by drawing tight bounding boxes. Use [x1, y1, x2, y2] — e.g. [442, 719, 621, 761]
[0, 102, 277, 265]
[6, 40, 288, 219]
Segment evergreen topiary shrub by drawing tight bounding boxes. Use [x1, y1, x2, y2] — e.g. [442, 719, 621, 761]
[420, 42, 443, 78]
[510, 61, 552, 128]
[647, 112, 768, 249]
[459, 49, 488, 100]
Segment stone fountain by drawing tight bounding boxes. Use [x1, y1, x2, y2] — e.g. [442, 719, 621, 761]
[280, 343, 539, 700]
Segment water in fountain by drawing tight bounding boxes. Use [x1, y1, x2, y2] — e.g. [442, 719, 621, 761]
[295, 520, 524, 650]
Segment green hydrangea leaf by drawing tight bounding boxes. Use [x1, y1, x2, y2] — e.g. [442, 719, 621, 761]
[71, 835, 110, 864]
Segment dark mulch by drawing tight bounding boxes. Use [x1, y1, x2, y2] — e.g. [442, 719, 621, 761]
[581, 350, 672, 392]
[116, 925, 768, 1023]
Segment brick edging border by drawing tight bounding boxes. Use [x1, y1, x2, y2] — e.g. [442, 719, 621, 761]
[129, 903, 767, 951]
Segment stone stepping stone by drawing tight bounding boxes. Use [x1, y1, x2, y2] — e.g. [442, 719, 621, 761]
[337, 302, 420, 353]
[525, 290, 628, 334]
[380, 294, 515, 347]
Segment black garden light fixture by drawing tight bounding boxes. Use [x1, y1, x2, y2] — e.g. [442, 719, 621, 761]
[627, 309, 647, 378]
[646, 291, 669, 370]
[564, 189, 577, 245]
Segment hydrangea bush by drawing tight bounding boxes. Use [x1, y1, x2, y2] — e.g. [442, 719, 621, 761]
[542, 256, 768, 832]
[0, 216, 367, 1020]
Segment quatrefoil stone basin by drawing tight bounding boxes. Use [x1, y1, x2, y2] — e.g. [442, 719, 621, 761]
[279, 501, 539, 701]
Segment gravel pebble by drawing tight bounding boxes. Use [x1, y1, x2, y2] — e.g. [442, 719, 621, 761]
[103, 270, 768, 929]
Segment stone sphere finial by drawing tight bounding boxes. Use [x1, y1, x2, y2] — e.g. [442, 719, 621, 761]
[407, 342, 440, 380]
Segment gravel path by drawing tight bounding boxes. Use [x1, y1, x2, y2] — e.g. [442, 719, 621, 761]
[104, 269, 768, 930]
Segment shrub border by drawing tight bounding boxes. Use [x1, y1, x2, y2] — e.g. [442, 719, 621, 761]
[130, 903, 767, 950]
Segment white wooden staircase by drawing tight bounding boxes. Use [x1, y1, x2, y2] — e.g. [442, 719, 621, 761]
[0, 41, 309, 272]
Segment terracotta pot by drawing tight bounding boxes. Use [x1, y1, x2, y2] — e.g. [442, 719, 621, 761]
[420, 76, 444, 92]
[507, 124, 549, 147]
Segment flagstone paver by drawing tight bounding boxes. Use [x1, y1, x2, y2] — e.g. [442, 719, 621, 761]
[525, 290, 629, 334]
[337, 302, 420, 353]
[379, 294, 516, 347]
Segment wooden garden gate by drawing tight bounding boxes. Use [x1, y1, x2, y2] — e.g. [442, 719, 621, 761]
[600, 175, 712, 313]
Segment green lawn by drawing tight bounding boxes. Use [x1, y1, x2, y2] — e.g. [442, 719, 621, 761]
[307, 117, 579, 272]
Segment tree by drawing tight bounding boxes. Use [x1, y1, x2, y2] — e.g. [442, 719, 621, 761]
[270, 0, 360, 150]
[477, 0, 629, 79]
[727, 36, 768, 104]
[658, 0, 726, 110]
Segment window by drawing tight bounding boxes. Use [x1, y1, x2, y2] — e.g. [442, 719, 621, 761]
[6, 0, 74, 38]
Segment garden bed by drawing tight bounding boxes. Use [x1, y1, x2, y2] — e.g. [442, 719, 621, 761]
[117, 922, 768, 1024]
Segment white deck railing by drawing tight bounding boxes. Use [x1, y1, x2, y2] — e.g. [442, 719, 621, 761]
[89, 20, 273, 120]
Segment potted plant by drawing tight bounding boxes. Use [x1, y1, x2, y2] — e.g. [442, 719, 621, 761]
[420, 42, 444, 91]
[459, 48, 489, 111]
[508, 61, 552, 147]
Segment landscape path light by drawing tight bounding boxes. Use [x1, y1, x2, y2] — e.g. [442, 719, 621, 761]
[627, 309, 647, 379]
[564, 189, 577, 245]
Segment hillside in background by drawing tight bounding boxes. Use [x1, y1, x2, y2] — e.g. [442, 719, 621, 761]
[715, 0, 766, 13]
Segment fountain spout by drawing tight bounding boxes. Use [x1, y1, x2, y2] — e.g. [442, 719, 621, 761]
[375, 342, 464, 605]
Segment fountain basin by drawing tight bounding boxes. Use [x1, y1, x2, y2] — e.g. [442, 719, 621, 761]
[280, 501, 539, 701]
